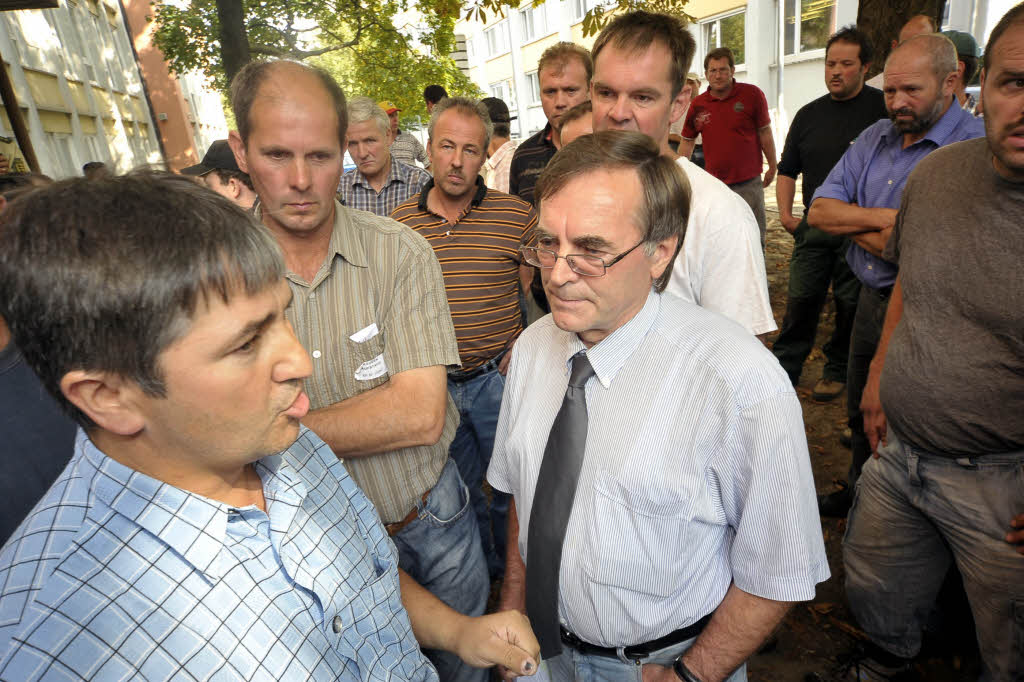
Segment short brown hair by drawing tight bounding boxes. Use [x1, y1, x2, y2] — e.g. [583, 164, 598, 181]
[230, 60, 348, 149]
[537, 41, 594, 84]
[428, 96, 494, 150]
[0, 172, 283, 427]
[704, 46, 735, 71]
[560, 99, 593, 128]
[591, 11, 696, 98]
[535, 130, 690, 293]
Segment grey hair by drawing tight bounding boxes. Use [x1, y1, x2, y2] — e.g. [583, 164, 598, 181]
[427, 96, 494, 150]
[0, 171, 285, 428]
[535, 130, 690, 293]
[348, 96, 391, 138]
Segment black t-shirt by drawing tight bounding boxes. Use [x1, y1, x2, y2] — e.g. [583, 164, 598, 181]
[0, 344, 76, 545]
[778, 86, 887, 210]
[508, 124, 557, 207]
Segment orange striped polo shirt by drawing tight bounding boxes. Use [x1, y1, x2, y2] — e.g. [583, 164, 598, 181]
[392, 178, 537, 370]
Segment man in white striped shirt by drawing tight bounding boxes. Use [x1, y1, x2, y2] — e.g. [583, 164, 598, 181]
[488, 131, 828, 682]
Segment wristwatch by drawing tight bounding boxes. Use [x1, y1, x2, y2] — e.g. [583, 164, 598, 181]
[672, 656, 703, 682]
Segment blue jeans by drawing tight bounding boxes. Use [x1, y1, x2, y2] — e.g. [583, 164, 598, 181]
[843, 431, 1024, 681]
[447, 366, 509, 580]
[541, 635, 747, 681]
[392, 457, 490, 682]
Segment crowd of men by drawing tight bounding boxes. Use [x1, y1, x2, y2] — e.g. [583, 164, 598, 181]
[0, 4, 1021, 682]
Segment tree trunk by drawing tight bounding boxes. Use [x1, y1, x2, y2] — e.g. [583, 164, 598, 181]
[857, 0, 946, 78]
[217, 0, 251, 87]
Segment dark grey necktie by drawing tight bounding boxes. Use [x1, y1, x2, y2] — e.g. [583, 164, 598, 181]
[526, 351, 596, 659]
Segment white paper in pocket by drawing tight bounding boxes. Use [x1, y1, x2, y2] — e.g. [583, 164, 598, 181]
[350, 322, 379, 343]
[355, 354, 388, 381]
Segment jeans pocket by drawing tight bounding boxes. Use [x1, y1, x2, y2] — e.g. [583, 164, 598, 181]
[419, 463, 472, 529]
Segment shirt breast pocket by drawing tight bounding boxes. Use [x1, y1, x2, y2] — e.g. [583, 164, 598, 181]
[585, 470, 690, 599]
[339, 327, 389, 392]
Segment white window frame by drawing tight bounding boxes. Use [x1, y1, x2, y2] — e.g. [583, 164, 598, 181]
[784, 0, 836, 58]
[526, 71, 540, 105]
[489, 80, 511, 105]
[571, 0, 587, 22]
[700, 9, 746, 70]
[519, 4, 547, 43]
[485, 20, 509, 58]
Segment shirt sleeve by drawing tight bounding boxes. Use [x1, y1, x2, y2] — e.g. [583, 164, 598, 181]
[414, 138, 429, 166]
[379, 229, 461, 375]
[717, 391, 830, 601]
[681, 104, 698, 140]
[754, 86, 771, 128]
[777, 109, 804, 179]
[810, 130, 871, 205]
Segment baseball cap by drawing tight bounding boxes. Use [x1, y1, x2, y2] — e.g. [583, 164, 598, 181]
[378, 101, 400, 115]
[942, 29, 981, 58]
[180, 140, 240, 176]
[481, 97, 512, 124]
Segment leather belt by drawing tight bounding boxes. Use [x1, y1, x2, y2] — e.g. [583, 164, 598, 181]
[384, 488, 431, 536]
[559, 612, 713, 662]
[447, 349, 506, 383]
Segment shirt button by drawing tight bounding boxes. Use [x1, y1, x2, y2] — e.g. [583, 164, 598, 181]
[867, 264, 873, 270]
[308, 292, 315, 300]
[332, 616, 342, 633]
[312, 350, 322, 359]
[887, 179, 893, 185]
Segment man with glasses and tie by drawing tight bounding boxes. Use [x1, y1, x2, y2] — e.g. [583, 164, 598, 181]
[487, 130, 828, 682]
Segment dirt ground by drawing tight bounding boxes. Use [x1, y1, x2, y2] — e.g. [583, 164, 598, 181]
[748, 199, 981, 681]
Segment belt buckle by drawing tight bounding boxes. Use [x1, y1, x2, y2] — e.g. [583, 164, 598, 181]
[616, 646, 644, 665]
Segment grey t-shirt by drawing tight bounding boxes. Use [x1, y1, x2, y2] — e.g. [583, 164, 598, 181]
[880, 137, 1024, 456]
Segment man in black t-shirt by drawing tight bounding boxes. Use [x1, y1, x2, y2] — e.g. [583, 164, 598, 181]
[773, 27, 886, 415]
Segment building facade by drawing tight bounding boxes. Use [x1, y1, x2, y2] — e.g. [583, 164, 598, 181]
[0, 0, 225, 178]
[456, 0, 1004, 144]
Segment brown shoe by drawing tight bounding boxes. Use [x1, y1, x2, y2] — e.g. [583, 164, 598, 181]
[812, 378, 845, 401]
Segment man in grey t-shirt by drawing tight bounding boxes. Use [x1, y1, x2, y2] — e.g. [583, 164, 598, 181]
[847, 8, 1024, 680]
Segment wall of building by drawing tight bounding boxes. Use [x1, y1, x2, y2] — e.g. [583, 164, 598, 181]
[458, 0, 996, 146]
[122, 0, 226, 172]
[0, 0, 162, 177]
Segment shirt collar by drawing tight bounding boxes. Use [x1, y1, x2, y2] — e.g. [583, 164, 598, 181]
[561, 289, 660, 389]
[82, 433, 309, 581]
[706, 80, 738, 100]
[350, 156, 404, 190]
[416, 175, 488, 212]
[327, 201, 370, 268]
[879, 96, 971, 147]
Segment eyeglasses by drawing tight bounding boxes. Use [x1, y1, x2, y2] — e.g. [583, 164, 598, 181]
[520, 240, 645, 277]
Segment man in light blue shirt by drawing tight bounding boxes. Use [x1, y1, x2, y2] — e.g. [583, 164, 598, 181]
[0, 172, 538, 681]
[807, 33, 984, 517]
[488, 131, 828, 682]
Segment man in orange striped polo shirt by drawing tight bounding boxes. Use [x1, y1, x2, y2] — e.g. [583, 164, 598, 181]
[392, 97, 537, 582]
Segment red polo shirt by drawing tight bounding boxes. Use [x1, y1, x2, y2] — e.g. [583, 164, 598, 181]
[682, 80, 771, 185]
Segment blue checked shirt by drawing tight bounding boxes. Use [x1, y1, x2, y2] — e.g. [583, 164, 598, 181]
[0, 428, 437, 681]
[811, 98, 984, 289]
[339, 157, 431, 217]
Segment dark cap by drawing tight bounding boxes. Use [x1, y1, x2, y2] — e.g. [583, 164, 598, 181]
[181, 140, 240, 176]
[481, 97, 513, 124]
[941, 29, 981, 58]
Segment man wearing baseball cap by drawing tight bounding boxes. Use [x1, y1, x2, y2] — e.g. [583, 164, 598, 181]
[942, 29, 982, 114]
[480, 97, 517, 193]
[381, 101, 429, 168]
[181, 139, 258, 208]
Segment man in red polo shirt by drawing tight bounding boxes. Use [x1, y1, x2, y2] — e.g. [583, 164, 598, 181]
[681, 46, 777, 247]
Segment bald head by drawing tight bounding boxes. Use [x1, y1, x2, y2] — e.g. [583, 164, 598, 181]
[887, 33, 958, 82]
[898, 14, 937, 44]
[230, 60, 348, 149]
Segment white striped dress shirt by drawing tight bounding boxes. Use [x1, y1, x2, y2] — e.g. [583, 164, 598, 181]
[488, 291, 829, 647]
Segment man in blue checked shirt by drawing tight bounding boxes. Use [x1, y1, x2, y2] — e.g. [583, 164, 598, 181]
[807, 33, 984, 517]
[0, 172, 538, 681]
